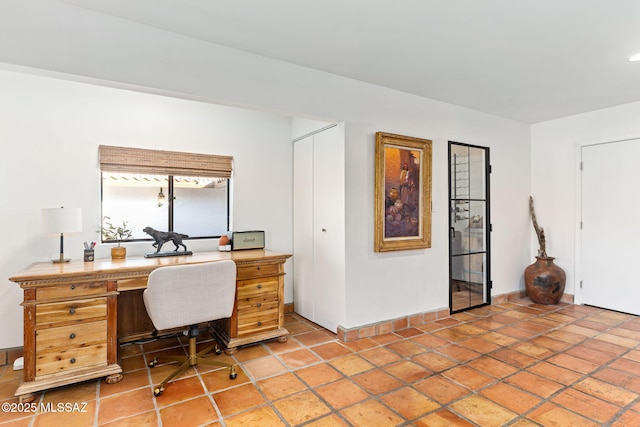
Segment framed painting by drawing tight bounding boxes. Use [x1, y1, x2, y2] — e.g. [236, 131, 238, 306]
[374, 132, 432, 252]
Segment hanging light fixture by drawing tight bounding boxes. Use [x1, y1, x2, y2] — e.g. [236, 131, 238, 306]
[157, 188, 166, 207]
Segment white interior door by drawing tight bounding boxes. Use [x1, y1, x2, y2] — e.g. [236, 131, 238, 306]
[293, 125, 345, 332]
[581, 139, 640, 314]
[293, 135, 314, 320]
[312, 126, 345, 332]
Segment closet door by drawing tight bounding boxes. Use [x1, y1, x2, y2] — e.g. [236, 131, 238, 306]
[312, 127, 345, 331]
[293, 125, 345, 332]
[293, 136, 314, 321]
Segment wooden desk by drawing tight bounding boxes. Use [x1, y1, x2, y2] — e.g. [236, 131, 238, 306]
[9, 250, 291, 400]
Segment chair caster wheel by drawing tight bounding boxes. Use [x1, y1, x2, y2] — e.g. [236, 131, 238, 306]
[153, 387, 163, 397]
[148, 358, 157, 368]
[230, 367, 237, 380]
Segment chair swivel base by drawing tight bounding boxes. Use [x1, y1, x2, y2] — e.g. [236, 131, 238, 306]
[148, 336, 237, 396]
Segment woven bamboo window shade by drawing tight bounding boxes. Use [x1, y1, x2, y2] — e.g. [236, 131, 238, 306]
[99, 145, 233, 178]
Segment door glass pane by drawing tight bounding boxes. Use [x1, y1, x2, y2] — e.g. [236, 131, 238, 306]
[466, 201, 486, 252]
[450, 146, 469, 200]
[450, 213, 465, 256]
[452, 253, 487, 311]
[468, 147, 486, 200]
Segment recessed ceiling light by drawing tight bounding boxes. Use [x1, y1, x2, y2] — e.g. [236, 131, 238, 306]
[629, 53, 640, 62]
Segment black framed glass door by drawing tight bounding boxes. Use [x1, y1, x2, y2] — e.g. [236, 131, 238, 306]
[449, 142, 491, 312]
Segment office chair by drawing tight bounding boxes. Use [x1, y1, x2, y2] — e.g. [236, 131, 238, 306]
[143, 260, 238, 396]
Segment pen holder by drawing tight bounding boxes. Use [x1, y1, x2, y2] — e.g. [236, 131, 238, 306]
[84, 250, 95, 262]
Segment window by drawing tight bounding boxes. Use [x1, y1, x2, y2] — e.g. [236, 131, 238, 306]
[99, 145, 232, 242]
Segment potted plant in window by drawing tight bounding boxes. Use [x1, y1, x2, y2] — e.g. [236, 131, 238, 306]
[101, 217, 133, 260]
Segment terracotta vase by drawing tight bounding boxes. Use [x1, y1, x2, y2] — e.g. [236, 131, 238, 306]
[524, 256, 566, 304]
[111, 246, 127, 260]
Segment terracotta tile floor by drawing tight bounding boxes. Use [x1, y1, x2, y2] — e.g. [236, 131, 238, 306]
[2, 299, 640, 426]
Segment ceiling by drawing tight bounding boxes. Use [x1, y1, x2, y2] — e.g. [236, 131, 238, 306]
[11, 0, 640, 123]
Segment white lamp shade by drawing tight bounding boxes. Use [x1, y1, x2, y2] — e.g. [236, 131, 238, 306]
[42, 207, 82, 234]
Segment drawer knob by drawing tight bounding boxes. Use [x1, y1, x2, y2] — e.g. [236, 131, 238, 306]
[70, 284, 76, 290]
[257, 284, 262, 289]
[69, 307, 76, 315]
[69, 333, 76, 339]
[70, 358, 76, 364]
[257, 321, 262, 326]
[256, 303, 262, 307]
[257, 266, 261, 270]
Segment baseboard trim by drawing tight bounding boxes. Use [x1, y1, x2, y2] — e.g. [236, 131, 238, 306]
[336, 307, 451, 343]
[492, 289, 528, 304]
[284, 302, 295, 314]
[493, 290, 574, 305]
[335, 290, 575, 343]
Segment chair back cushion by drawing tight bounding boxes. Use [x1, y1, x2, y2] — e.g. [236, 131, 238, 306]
[143, 260, 236, 331]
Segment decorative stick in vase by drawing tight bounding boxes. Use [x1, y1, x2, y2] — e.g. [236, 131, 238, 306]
[529, 196, 547, 258]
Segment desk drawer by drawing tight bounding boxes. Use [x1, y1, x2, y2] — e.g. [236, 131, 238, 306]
[237, 308, 279, 336]
[237, 294, 278, 311]
[36, 298, 107, 325]
[237, 278, 278, 299]
[36, 282, 107, 300]
[236, 264, 280, 280]
[35, 320, 107, 377]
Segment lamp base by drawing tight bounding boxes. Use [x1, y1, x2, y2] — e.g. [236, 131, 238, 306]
[52, 253, 70, 263]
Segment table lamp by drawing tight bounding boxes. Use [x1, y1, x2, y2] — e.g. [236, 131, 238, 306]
[42, 206, 82, 263]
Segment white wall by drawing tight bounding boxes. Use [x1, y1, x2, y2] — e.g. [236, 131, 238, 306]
[344, 115, 530, 327]
[0, 69, 293, 348]
[531, 100, 640, 300]
[0, 0, 533, 345]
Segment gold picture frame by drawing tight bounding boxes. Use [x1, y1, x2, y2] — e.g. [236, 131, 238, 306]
[375, 132, 432, 252]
